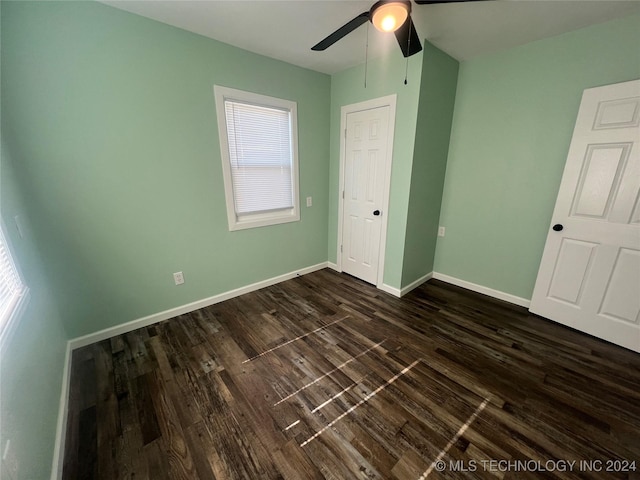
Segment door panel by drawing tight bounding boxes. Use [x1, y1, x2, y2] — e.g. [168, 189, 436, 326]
[571, 144, 630, 219]
[530, 79, 640, 352]
[547, 239, 597, 305]
[593, 96, 640, 129]
[599, 248, 640, 324]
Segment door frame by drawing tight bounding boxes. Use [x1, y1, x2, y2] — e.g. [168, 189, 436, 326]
[336, 95, 397, 288]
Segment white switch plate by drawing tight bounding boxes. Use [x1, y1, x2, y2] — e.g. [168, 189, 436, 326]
[173, 271, 185, 285]
[306, 196, 312, 207]
[438, 226, 446, 237]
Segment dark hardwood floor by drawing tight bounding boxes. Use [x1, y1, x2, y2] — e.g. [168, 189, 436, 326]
[62, 269, 640, 479]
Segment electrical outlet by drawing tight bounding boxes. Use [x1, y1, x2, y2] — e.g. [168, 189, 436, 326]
[306, 196, 312, 207]
[438, 226, 446, 237]
[173, 271, 185, 285]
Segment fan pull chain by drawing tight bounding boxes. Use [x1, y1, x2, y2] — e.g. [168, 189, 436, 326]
[404, 18, 411, 85]
[364, 22, 370, 88]
[404, 58, 409, 85]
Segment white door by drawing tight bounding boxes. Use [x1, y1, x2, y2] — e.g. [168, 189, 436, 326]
[530, 79, 640, 353]
[341, 106, 392, 284]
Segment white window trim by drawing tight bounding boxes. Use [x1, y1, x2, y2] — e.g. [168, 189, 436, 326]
[0, 221, 29, 350]
[213, 85, 300, 231]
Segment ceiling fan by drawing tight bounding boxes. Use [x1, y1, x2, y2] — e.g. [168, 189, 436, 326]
[312, 0, 485, 58]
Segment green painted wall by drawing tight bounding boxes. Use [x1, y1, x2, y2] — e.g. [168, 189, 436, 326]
[328, 50, 424, 289]
[434, 14, 640, 299]
[401, 42, 458, 287]
[2, 1, 331, 338]
[1, 141, 68, 480]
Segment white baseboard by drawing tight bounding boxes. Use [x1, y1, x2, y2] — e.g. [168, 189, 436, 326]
[379, 272, 433, 298]
[326, 264, 410, 299]
[50, 342, 72, 480]
[327, 262, 403, 298]
[379, 283, 401, 297]
[432, 272, 531, 308]
[401, 272, 433, 297]
[69, 262, 329, 350]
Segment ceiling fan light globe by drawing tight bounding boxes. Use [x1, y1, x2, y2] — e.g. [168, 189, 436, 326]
[371, 2, 409, 33]
[381, 15, 397, 32]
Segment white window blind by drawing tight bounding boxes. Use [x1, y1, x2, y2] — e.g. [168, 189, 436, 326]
[224, 100, 294, 216]
[214, 86, 300, 231]
[0, 226, 26, 332]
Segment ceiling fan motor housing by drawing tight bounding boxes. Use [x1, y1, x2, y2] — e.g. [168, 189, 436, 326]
[370, 0, 412, 32]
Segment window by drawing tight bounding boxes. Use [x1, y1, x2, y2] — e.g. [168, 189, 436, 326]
[214, 86, 300, 231]
[0, 223, 27, 343]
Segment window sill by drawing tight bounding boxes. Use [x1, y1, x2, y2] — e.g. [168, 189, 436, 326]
[229, 209, 300, 231]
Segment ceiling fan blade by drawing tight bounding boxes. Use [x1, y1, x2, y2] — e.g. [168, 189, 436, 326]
[394, 17, 422, 57]
[311, 12, 370, 51]
[414, 0, 486, 4]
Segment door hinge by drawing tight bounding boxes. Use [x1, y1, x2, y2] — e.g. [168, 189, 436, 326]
[344, 128, 347, 139]
[340, 245, 343, 253]
[342, 190, 345, 199]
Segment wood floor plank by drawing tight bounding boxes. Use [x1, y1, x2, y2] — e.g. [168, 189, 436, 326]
[77, 406, 98, 480]
[271, 439, 325, 480]
[133, 373, 162, 446]
[182, 422, 217, 480]
[93, 341, 118, 480]
[144, 439, 170, 480]
[145, 369, 198, 480]
[63, 270, 640, 479]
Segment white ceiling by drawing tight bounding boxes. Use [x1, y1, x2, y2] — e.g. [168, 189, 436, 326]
[100, 0, 640, 75]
